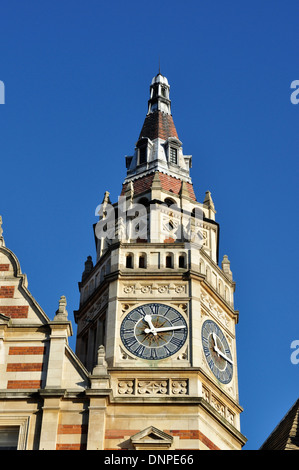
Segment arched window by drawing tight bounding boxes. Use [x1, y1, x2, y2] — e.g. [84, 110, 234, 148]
[165, 253, 173, 268]
[138, 197, 149, 207]
[164, 197, 177, 207]
[179, 254, 186, 268]
[139, 253, 146, 268]
[126, 254, 133, 269]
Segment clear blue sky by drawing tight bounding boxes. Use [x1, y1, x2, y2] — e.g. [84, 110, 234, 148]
[1, 0, 298, 450]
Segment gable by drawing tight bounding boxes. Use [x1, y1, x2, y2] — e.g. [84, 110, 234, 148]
[0, 239, 50, 325]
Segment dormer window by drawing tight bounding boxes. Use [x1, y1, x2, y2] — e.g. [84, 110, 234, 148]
[136, 137, 152, 166]
[169, 147, 177, 165]
[166, 137, 181, 166]
[139, 146, 147, 165]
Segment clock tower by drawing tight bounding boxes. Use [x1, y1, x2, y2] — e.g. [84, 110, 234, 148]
[74, 72, 247, 450]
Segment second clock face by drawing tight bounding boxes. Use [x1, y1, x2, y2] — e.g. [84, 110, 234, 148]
[201, 319, 233, 384]
[120, 303, 188, 360]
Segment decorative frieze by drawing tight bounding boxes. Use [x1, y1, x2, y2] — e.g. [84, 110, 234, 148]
[123, 282, 187, 296]
[200, 291, 231, 329]
[202, 385, 235, 426]
[117, 378, 189, 396]
[137, 380, 168, 395]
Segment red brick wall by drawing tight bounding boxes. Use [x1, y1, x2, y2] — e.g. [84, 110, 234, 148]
[7, 363, 43, 372]
[7, 380, 42, 389]
[0, 264, 9, 271]
[104, 428, 220, 450]
[0, 286, 14, 298]
[0, 306, 28, 318]
[9, 346, 45, 355]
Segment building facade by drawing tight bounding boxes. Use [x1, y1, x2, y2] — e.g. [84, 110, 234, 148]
[0, 73, 247, 450]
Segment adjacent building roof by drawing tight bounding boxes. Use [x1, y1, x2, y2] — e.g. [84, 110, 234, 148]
[260, 399, 299, 450]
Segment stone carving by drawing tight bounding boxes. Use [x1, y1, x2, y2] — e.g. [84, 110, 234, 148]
[137, 380, 168, 395]
[200, 291, 231, 328]
[202, 387, 235, 425]
[140, 285, 152, 294]
[202, 386, 210, 402]
[176, 347, 188, 360]
[158, 285, 169, 293]
[92, 345, 108, 375]
[171, 380, 188, 395]
[123, 285, 135, 294]
[175, 285, 185, 294]
[123, 283, 187, 296]
[118, 380, 134, 395]
[119, 346, 136, 360]
[211, 395, 225, 417]
[54, 295, 68, 321]
[117, 378, 190, 396]
[226, 408, 235, 425]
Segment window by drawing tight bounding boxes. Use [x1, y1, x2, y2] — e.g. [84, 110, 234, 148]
[0, 417, 29, 450]
[166, 255, 173, 268]
[139, 146, 147, 165]
[126, 254, 133, 268]
[169, 147, 177, 164]
[139, 255, 146, 268]
[0, 427, 19, 450]
[179, 255, 186, 268]
[164, 197, 176, 207]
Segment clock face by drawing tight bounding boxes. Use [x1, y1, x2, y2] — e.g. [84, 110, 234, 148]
[201, 320, 233, 384]
[120, 303, 188, 360]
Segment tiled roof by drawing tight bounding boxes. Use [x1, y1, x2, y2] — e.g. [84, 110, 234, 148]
[139, 111, 179, 141]
[121, 171, 196, 201]
[260, 399, 299, 450]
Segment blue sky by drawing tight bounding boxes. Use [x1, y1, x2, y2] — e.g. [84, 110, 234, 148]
[0, 0, 298, 450]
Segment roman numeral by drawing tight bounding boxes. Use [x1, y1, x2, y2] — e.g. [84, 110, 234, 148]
[125, 336, 137, 347]
[170, 336, 182, 346]
[134, 344, 145, 356]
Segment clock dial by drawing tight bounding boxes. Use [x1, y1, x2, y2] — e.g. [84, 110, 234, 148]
[120, 303, 188, 360]
[201, 319, 233, 384]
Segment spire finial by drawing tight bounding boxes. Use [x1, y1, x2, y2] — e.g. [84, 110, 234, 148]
[159, 57, 161, 75]
[54, 295, 68, 321]
[0, 215, 3, 238]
